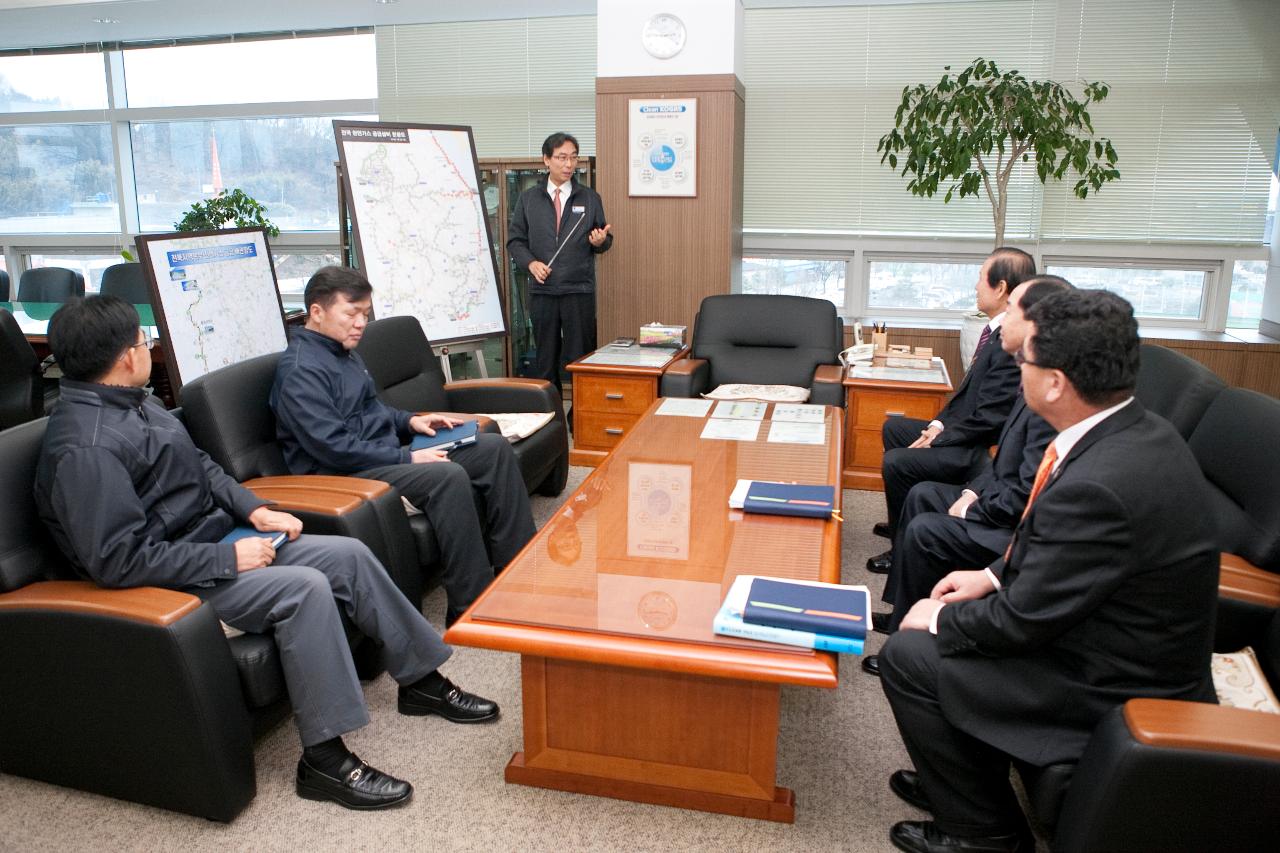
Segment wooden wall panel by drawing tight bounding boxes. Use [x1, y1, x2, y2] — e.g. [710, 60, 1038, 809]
[595, 75, 745, 344]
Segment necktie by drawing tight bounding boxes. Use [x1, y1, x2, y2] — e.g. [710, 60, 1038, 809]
[1005, 443, 1059, 561]
[553, 187, 563, 233]
[972, 324, 992, 365]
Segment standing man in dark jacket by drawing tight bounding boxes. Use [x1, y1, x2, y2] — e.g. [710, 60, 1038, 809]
[876, 290, 1217, 853]
[35, 295, 499, 812]
[507, 131, 612, 391]
[270, 266, 535, 626]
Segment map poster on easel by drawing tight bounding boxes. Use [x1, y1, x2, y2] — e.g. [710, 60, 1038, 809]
[333, 120, 507, 347]
[134, 226, 288, 397]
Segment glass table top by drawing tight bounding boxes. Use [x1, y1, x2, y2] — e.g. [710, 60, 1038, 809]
[470, 402, 843, 652]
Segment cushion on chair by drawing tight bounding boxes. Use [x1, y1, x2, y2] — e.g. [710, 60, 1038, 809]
[703, 383, 811, 403]
[1212, 646, 1280, 713]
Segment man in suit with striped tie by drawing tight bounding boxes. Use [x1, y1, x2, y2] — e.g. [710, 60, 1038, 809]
[862, 277, 1071, 668]
[868, 247, 1036, 570]
[875, 289, 1217, 853]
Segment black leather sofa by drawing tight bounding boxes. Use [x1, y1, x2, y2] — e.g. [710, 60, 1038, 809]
[659, 294, 846, 407]
[355, 315, 570, 497]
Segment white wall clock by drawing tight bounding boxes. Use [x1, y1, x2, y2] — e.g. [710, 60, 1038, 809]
[641, 13, 686, 60]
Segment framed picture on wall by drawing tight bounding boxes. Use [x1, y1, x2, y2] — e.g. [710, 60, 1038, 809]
[628, 98, 697, 197]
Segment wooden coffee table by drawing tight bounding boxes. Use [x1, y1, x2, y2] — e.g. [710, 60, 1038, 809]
[445, 400, 844, 822]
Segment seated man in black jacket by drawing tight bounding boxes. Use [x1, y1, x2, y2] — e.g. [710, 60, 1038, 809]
[869, 247, 1034, 561]
[35, 296, 498, 812]
[863, 277, 1070, 677]
[270, 266, 535, 625]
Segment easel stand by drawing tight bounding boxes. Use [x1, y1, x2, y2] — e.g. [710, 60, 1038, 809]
[434, 341, 490, 383]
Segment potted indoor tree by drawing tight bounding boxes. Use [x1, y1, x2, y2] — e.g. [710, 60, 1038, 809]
[877, 57, 1120, 248]
[174, 188, 280, 237]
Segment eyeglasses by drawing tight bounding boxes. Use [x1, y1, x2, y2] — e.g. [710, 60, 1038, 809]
[1013, 348, 1049, 368]
[129, 331, 156, 352]
[548, 154, 577, 164]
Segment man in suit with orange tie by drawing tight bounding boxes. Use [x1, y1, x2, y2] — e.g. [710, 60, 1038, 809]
[875, 289, 1217, 853]
[868, 248, 1036, 570]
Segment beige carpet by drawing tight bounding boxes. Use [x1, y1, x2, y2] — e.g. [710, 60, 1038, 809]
[0, 474, 934, 852]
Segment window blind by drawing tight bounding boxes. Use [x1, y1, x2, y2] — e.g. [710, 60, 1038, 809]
[375, 17, 596, 158]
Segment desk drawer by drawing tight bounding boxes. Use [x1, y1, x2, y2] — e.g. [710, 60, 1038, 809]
[574, 375, 654, 415]
[852, 390, 940, 430]
[575, 411, 641, 451]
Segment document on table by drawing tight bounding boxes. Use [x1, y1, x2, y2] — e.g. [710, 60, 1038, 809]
[771, 403, 825, 423]
[700, 418, 762, 442]
[767, 420, 826, 445]
[712, 401, 768, 420]
[656, 398, 714, 418]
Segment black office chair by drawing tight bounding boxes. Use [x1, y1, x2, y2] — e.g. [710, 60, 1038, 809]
[0, 309, 44, 429]
[0, 268, 10, 301]
[99, 262, 152, 305]
[16, 267, 86, 303]
[1135, 344, 1226, 440]
[356, 315, 570, 497]
[659, 294, 846, 406]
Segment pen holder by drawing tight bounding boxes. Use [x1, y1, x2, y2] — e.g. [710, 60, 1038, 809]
[871, 331, 888, 353]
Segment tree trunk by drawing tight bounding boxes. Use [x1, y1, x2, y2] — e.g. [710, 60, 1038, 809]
[992, 189, 1007, 249]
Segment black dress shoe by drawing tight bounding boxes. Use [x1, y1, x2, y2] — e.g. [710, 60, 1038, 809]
[890, 769, 932, 811]
[872, 611, 893, 635]
[873, 522, 893, 539]
[296, 754, 413, 810]
[399, 676, 500, 723]
[867, 550, 893, 574]
[890, 820, 1032, 853]
[862, 654, 881, 677]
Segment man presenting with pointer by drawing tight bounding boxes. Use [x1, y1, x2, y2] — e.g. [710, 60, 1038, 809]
[508, 131, 613, 393]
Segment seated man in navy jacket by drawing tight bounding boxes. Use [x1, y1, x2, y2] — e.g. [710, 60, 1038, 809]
[270, 266, 535, 626]
[877, 289, 1217, 853]
[862, 277, 1070, 677]
[868, 247, 1034, 568]
[35, 296, 498, 812]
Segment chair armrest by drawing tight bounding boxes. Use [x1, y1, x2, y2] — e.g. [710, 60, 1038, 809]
[659, 358, 709, 398]
[0, 580, 200, 627]
[813, 363, 844, 385]
[243, 475, 392, 516]
[810, 364, 846, 407]
[1124, 697, 1280, 762]
[1220, 553, 1280, 608]
[443, 378, 562, 414]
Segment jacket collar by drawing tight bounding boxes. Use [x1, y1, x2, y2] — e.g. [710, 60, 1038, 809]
[59, 378, 149, 409]
[1047, 397, 1146, 485]
[294, 326, 350, 357]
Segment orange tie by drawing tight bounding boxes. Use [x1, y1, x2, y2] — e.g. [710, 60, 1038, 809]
[553, 187, 563, 232]
[1005, 443, 1059, 561]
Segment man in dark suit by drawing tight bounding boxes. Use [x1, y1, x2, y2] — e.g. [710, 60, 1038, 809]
[866, 277, 1071, 658]
[876, 289, 1218, 853]
[870, 248, 1035, 560]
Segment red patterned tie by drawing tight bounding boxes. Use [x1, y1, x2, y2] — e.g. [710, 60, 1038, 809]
[553, 187, 563, 233]
[1005, 443, 1059, 560]
[972, 324, 992, 365]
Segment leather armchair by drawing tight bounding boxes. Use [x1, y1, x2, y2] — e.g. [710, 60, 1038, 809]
[1135, 344, 1225, 439]
[355, 315, 570, 497]
[17, 266, 85, 303]
[0, 308, 44, 429]
[658, 294, 845, 407]
[180, 352, 433, 604]
[99, 262, 152, 306]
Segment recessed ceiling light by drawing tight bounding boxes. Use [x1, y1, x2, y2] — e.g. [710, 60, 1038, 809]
[93, 18, 120, 24]
[374, 0, 398, 5]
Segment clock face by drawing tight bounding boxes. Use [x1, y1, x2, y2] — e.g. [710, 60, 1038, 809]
[642, 13, 686, 60]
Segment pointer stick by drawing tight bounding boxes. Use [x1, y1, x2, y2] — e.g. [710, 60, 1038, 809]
[546, 212, 588, 268]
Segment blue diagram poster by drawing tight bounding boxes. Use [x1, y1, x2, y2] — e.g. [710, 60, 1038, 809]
[628, 98, 697, 197]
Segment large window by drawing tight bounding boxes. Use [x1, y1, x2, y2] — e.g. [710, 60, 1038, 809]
[0, 124, 117, 233]
[1229, 261, 1267, 329]
[867, 258, 981, 313]
[122, 35, 376, 107]
[0, 54, 107, 112]
[741, 257, 846, 313]
[132, 116, 372, 232]
[1044, 262, 1211, 322]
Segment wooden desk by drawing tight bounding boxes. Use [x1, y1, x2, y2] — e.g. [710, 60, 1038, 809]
[446, 401, 843, 822]
[565, 345, 688, 468]
[842, 361, 953, 491]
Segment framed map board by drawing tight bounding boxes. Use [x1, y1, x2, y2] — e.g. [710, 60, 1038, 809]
[333, 120, 506, 346]
[134, 227, 288, 398]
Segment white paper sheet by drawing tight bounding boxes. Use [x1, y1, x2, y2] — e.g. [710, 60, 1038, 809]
[771, 403, 826, 423]
[767, 420, 826, 445]
[655, 398, 714, 418]
[700, 418, 762, 442]
[712, 401, 768, 420]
